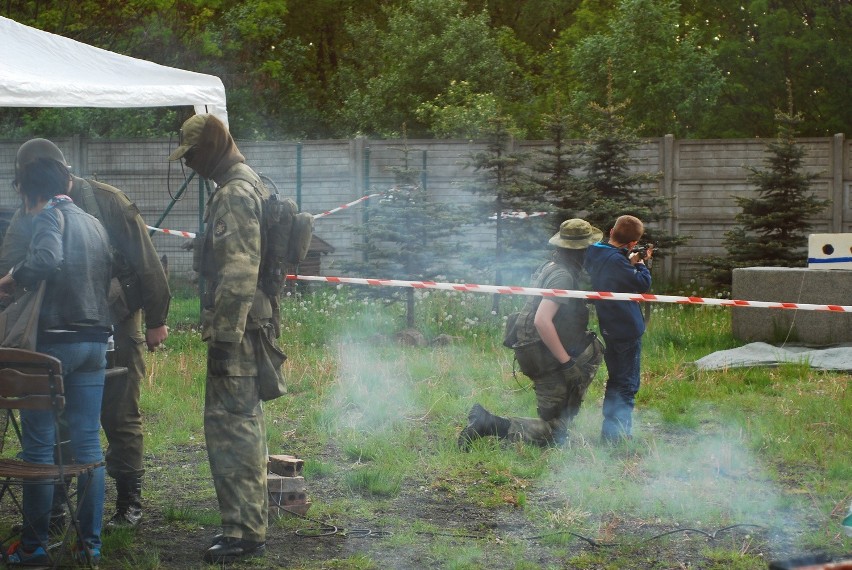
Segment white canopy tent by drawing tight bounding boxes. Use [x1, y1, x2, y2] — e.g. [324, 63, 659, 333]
[0, 15, 228, 125]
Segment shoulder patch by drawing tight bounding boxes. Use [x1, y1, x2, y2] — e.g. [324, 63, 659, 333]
[214, 218, 227, 237]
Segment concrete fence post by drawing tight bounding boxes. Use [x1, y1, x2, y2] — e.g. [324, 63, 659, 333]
[662, 134, 675, 281]
[832, 133, 845, 232]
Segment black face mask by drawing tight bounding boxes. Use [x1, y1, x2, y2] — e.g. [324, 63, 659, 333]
[181, 118, 244, 181]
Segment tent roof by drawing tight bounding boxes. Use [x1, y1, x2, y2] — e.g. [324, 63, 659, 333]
[0, 16, 228, 126]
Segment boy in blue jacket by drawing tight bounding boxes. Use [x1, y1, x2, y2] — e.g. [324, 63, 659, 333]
[584, 215, 653, 443]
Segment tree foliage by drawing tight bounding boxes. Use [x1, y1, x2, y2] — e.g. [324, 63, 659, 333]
[526, 102, 587, 221]
[577, 71, 687, 257]
[681, 0, 852, 137]
[1, 0, 848, 139]
[564, 0, 724, 138]
[337, 0, 517, 138]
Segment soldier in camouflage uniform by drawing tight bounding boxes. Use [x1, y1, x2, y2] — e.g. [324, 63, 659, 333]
[1, 138, 171, 530]
[167, 114, 272, 564]
[458, 219, 605, 448]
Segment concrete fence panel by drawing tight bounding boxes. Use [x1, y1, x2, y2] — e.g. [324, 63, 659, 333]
[0, 135, 848, 286]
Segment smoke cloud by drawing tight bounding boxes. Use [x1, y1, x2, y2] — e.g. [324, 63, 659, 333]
[543, 409, 810, 557]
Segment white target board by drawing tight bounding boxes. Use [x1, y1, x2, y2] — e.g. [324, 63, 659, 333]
[808, 233, 852, 269]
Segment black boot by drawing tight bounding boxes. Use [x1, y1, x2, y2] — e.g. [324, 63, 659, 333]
[457, 404, 510, 449]
[204, 537, 266, 564]
[106, 476, 143, 530]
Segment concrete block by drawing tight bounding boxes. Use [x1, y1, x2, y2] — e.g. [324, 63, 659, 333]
[808, 234, 852, 269]
[267, 473, 311, 517]
[732, 267, 852, 345]
[269, 490, 309, 505]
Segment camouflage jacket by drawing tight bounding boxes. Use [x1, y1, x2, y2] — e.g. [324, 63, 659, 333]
[199, 162, 273, 344]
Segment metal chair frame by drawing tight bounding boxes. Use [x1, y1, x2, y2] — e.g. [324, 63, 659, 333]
[0, 347, 103, 568]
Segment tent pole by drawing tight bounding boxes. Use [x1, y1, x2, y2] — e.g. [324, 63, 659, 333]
[150, 171, 195, 234]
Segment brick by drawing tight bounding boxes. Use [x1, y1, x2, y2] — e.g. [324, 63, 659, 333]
[269, 490, 308, 505]
[267, 474, 306, 494]
[268, 454, 304, 477]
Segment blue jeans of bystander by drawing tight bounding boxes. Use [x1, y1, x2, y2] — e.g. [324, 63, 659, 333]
[600, 335, 642, 441]
[19, 340, 106, 552]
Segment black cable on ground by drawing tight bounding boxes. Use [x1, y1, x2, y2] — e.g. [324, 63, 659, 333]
[272, 505, 391, 539]
[276, 502, 763, 551]
[521, 523, 766, 549]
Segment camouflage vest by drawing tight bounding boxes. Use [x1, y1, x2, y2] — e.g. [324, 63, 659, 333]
[514, 260, 590, 351]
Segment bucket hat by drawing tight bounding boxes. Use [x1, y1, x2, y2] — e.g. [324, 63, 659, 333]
[548, 218, 603, 249]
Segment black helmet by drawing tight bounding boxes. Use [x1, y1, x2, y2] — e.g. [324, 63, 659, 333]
[15, 138, 68, 180]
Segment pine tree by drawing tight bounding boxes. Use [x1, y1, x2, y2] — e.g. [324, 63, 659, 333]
[578, 67, 687, 257]
[702, 86, 828, 289]
[526, 102, 587, 223]
[345, 133, 464, 329]
[465, 115, 548, 313]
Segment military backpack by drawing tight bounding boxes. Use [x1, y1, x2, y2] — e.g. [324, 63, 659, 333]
[221, 166, 314, 298]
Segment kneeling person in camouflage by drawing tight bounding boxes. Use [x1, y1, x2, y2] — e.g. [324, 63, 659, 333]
[459, 219, 604, 447]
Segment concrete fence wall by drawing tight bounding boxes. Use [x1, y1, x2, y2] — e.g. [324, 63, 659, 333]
[0, 134, 848, 285]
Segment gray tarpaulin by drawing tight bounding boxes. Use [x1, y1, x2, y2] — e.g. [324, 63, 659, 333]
[695, 342, 852, 371]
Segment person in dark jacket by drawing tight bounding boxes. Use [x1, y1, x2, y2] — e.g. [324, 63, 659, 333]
[584, 215, 653, 443]
[0, 157, 112, 565]
[1, 138, 171, 531]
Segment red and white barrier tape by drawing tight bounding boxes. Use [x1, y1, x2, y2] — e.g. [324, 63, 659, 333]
[147, 193, 384, 238]
[147, 226, 196, 238]
[488, 211, 549, 220]
[313, 193, 383, 219]
[286, 274, 852, 313]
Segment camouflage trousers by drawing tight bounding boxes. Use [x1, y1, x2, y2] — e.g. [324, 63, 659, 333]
[507, 334, 604, 446]
[204, 329, 268, 543]
[102, 309, 146, 479]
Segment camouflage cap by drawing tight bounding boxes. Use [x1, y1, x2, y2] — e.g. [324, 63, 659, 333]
[167, 114, 209, 161]
[548, 218, 603, 249]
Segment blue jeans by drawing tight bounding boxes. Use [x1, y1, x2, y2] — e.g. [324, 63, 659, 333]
[601, 335, 642, 440]
[20, 341, 106, 551]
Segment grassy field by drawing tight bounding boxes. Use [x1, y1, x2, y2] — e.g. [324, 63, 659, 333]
[3, 284, 851, 569]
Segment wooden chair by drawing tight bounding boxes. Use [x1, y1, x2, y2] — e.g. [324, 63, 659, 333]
[0, 347, 104, 568]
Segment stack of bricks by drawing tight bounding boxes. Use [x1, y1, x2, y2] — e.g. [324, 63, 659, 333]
[267, 454, 311, 517]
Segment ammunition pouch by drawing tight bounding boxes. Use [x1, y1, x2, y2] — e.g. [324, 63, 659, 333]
[513, 331, 601, 380]
[255, 323, 287, 401]
[502, 312, 520, 348]
[191, 233, 207, 274]
[513, 340, 560, 379]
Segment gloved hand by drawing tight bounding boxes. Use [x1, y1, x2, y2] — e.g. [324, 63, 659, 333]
[558, 359, 584, 385]
[559, 359, 589, 421]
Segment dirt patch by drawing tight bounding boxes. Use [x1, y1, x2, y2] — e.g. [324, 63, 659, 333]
[97, 437, 824, 570]
[1, 432, 833, 569]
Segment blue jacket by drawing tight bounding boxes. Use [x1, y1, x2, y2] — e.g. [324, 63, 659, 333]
[584, 242, 652, 340]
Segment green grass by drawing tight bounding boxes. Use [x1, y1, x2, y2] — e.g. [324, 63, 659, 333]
[5, 287, 847, 569]
[178, 292, 848, 542]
